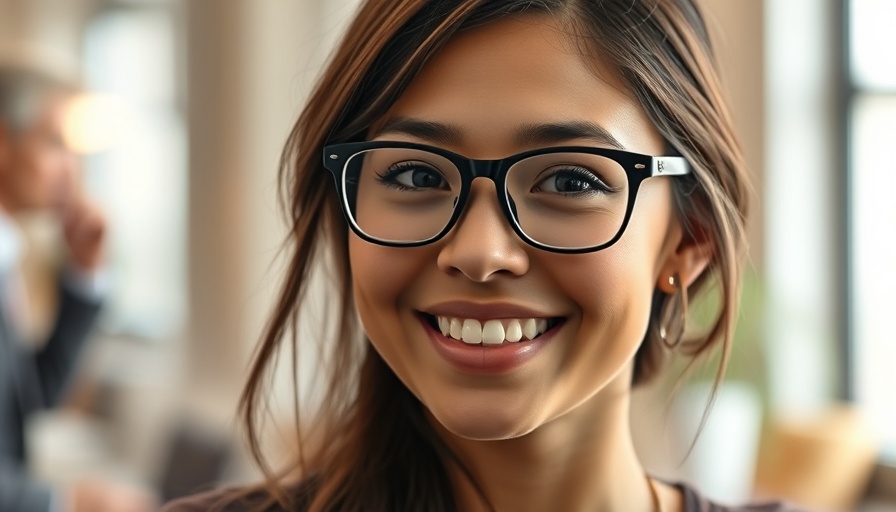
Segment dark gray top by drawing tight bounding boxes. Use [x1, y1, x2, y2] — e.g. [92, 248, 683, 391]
[162, 481, 805, 511]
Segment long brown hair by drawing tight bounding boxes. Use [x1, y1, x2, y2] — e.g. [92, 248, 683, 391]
[235, 0, 749, 510]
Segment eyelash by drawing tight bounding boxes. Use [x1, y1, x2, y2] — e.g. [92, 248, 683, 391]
[376, 162, 444, 191]
[535, 166, 615, 195]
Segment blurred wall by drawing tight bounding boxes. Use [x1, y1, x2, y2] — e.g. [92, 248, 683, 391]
[702, 0, 765, 268]
[0, 0, 91, 77]
[182, 0, 362, 445]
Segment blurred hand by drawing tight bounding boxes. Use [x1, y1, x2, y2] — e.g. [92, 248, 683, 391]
[61, 191, 106, 272]
[69, 479, 157, 512]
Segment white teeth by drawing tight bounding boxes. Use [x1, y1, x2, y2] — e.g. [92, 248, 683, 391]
[461, 319, 482, 344]
[433, 315, 552, 344]
[505, 320, 523, 342]
[522, 318, 537, 340]
[481, 320, 505, 345]
[449, 318, 463, 339]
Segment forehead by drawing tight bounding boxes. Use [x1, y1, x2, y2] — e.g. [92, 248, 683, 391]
[377, 14, 664, 157]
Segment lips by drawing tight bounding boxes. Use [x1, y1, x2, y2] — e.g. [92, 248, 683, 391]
[417, 304, 563, 373]
[419, 301, 564, 346]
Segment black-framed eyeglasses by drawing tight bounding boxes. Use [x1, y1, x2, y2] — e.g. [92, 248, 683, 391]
[322, 141, 691, 254]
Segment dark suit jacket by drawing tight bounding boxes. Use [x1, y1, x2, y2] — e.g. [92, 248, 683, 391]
[1, 281, 101, 512]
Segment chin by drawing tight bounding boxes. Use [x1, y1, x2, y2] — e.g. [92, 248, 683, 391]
[427, 400, 541, 442]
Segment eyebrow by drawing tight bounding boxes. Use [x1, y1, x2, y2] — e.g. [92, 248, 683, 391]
[514, 120, 626, 150]
[374, 117, 464, 146]
[373, 117, 627, 150]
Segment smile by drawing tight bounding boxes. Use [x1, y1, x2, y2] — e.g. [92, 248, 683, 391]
[425, 314, 561, 345]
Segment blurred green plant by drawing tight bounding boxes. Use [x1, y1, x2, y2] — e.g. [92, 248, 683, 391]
[672, 267, 770, 414]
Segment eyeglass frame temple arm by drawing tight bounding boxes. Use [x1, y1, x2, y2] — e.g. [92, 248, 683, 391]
[652, 157, 690, 177]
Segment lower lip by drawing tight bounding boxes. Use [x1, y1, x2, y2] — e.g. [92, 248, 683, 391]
[419, 316, 557, 373]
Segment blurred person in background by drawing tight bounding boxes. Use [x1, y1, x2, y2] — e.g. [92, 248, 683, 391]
[0, 63, 153, 512]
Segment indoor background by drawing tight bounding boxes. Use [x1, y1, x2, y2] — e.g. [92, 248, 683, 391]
[0, 0, 893, 510]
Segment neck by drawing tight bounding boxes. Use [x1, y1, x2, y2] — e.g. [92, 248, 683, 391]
[434, 377, 656, 512]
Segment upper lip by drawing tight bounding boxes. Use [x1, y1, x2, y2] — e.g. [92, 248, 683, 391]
[421, 300, 560, 320]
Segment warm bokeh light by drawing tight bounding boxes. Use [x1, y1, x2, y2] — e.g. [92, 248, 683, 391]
[61, 93, 134, 154]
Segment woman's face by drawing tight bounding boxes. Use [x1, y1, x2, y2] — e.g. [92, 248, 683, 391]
[349, 14, 689, 440]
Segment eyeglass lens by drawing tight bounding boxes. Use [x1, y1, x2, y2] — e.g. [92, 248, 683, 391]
[343, 147, 630, 250]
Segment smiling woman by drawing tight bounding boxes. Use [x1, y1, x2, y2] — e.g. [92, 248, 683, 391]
[162, 1, 794, 511]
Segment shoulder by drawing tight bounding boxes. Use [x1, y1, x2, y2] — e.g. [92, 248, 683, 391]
[676, 482, 809, 512]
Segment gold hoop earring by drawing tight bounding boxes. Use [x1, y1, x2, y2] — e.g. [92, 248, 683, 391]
[659, 273, 688, 349]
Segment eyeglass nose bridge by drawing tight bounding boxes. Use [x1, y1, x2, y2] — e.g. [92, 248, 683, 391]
[447, 156, 527, 244]
[455, 156, 511, 207]
[451, 156, 514, 213]
[464, 157, 505, 180]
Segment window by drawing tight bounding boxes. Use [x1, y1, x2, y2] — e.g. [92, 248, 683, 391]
[82, 3, 186, 339]
[848, 0, 896, 458]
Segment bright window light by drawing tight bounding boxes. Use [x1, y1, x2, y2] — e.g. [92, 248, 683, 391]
[82, 6, 186, 339]
[850, 0, 896, 90]
[851, 94, 896, 456]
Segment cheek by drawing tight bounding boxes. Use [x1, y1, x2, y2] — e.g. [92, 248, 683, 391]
[348, 235, 433, 348]
[349, 235, 421, 309]
[551, 248, 656, 344]
[548, 183, 677, 351]
[349, 235, 443, 399]
[17, 151, 51, 188]
[9, 157, 42, 197]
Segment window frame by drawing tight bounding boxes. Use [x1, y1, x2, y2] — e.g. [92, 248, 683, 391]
[843, 0, 896, 501]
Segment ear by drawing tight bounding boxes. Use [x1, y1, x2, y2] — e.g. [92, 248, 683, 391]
[656, 223, 713, 294]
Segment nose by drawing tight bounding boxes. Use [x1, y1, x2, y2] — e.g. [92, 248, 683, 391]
[436, 178, 529, 281]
